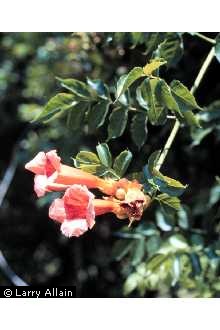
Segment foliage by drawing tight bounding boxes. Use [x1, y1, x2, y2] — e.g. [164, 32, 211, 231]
[1, 32, 220, 297]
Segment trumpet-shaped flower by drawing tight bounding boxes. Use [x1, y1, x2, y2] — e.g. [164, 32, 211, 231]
[49, 184, 126, 237]
[25, 150, 116, 197]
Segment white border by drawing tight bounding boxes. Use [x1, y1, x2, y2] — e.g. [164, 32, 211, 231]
[0, 0, 220, 32]
[0, 0, 220, 328]
[0, 298, 219, 329]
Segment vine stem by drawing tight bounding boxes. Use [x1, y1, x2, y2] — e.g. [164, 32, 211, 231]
[155, 46, 215, 171]
[193, 33, 216, 45]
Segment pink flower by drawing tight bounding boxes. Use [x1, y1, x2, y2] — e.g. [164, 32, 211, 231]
[25, 150, 63, 197]
[48, 184, 132, 238]
[25, 150, 117, 197]
[49, 184, 95, 238]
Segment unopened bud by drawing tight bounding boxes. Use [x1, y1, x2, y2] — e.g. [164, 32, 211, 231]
[115, 188, 126, 200]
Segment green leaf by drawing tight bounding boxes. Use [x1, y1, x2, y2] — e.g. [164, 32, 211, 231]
[131, 239, 145, 266]
[77, 164, 107, 176]
[96, 143, 112, 168]
[169, 234, 188, 250]
[115, 67, 144, 100]
[172, 255, 181, 286]
[130, 32, 144, 47]
[146, 254, 168, 271]
[148, 150, 161, 174]
[143, 58, 167, 76]
[199, 100, 220, 123]
[34, 93, 77, 122]
[190, 234, 204, 249]
[74, 150, 108, 176]
[112, 239, 133, 261]
[183, 110, 201, 128]
[177, 207, 189, 229]
[136, 84, 148, 110]
[156, 193, 181, 210]
[131, 113, 148, 149]
[156, 79, 183, 117]
[87, 78, 110, 100]
[143, 153, 186, 197]
[146, 236, 162, 256]
[153, 169, 187, 197]
[189, 253, 202, 276]
[156, 210, 174, 231]
[107, 107, 128, 140]
[66, 102, 88, 131]
[57, 77, 92, 100]
[170, 80, 202, 111]
[190, 101, 220, 144]
[87, 100, 110, 132]
[190, 127, 213, 147]
[209, 184, 220, 207]
[123, 273, 140, 295]
[75, 151, 100, 165]
[113, 150, 133, 177]
[215, 33, 220, 63]
[144, 33, 165, 55]
[140, 78, 165, 125]
[154, 33, 183, 67]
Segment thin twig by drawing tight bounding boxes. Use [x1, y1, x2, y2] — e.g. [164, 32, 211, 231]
[0, 251, 28, 286]
[0, 146, 19, 206]
[155, 46, 215, 171]
[0, 143, 29, 286]
[193, 32, 216, 45]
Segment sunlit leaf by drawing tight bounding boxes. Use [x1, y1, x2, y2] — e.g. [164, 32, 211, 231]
[170, 80, 202, 127]
[35, 93, 77, 122]
[143, 58, 167, 76]
[115, 67, 144, 100]
[140, 78, 165, 125]
[87, 78, 110, 100]
[172, 255, 181, 286]
[156, 79, 183, 116]
[57, 77, 92, 100]
[148, 150, 161, 174]
[156, 193, 181, 211]
[169, 234, 188, 250]
[124, 273, 140, 295]
[75, 150, 100, 166]
[113, 150, 133, 177]
[96, 143, 112, 168]
[156, 209, 174, 231]
[177, 207, 189, 229]
[153, 169, 187, 197]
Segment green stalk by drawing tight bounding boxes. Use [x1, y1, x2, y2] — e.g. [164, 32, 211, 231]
[193, 32, 216, 45]
[155, 46, 215, 171]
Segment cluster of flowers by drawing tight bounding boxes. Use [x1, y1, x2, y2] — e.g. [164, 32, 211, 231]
[25, 150, 151, 238]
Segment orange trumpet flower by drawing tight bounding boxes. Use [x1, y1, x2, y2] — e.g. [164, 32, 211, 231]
[25, 150, 116, 197]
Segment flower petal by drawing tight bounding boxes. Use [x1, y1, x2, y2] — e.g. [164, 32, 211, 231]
[63, 184, 94, 205]
[46, 150, 61, 171]
[49, 198, 66, 223]
[63, 184, 95, 228]
[61, 219, 88, 237]
[34, 174, 48, 197]
[25, 152, 47, 175]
